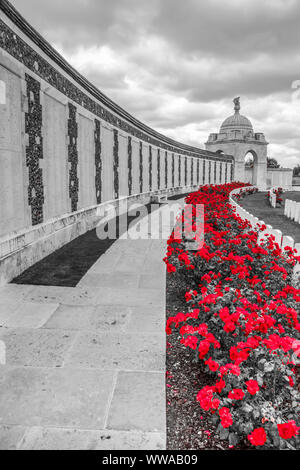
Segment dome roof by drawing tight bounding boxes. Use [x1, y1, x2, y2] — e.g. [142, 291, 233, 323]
[220, 113, 253, 132]
[219, 97, 253, 133]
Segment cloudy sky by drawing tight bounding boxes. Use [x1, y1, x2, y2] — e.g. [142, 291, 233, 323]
[11, 0, 300, 168]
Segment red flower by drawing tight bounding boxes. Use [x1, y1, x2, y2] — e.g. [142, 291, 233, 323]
[214, 378, 226, 393]
[228, 388, 244, 400]
[277, 421, 300, 439]
[205, 357, 219, 372]
[248, 427, 267, 446]
[196, 386, 215, 411]
[198, 339, 210, 359]
[219, 407, 233, 428]
[288, 376, 294, 387]
[224, 321, 236, 333]
[167, 263, 176, 273]
[245, 379, 259, 395]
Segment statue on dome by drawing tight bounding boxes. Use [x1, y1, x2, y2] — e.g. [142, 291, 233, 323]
[233, 96, 240, 113]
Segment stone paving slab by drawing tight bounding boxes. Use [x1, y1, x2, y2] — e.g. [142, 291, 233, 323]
[0, 285, 34, 303]
[0, 302, 20, 326]
[22, 285, 101, 305]
[126, 305, 165, 333]
[0, 425, 26, 450]
[138, 273, 165, 290]
[0, 367, 115, 429]
[64, 331, 164, 371]
[93, 286, 165, 307]
[0, 328, 76, 367]
[113, 254, 149, 273]
[86, 251, 122, 274]
[107, 371, 166, 433]
[78, 272, 140, 289]
[43, 304, 130, 332]
[3, 302, 59, 328]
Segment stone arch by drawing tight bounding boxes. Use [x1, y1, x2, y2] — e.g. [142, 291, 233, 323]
[244, 149, 258, 185]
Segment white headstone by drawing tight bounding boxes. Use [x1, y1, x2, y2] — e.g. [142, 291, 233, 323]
[294, 203, 300, 223]
[284, 199, 291, 217]
[268, 228, 282, 245]
[282, 235, 294, 250]
[294, 243, 300, 257]
[291, 200, 297, 220]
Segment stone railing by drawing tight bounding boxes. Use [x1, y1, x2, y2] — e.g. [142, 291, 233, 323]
[229, 186, 300, 256]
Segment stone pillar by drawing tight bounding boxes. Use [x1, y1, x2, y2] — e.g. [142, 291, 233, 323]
[234, 160, 246, 183]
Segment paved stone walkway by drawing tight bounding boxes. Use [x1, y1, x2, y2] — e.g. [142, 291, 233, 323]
[0, 201, 183, 450]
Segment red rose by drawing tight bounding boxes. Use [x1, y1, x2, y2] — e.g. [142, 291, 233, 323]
[228, 388, 245, 400]
[224, 321, 236, 333]
[245, 379, 259, 395]
[277, 421, 300, 440]
[219, 407, 233, 428]
[198, 339, 210, 359]
[214, 379, 226, 393]
[205, 357, 219, 372]
[248, 427, 267, 446]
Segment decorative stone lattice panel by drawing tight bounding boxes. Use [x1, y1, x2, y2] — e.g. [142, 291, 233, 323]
[179, 156, 181, 186]
[172, 153, 175, 187]
[67, 103, 79, 212]
[128, 136, 132, 196]
[139, 141, 143, 193]
[165, 151, 168, 188]
[113, 129, 119, 199]
[157, 149, 161, 189]
[149, 145, 152, 191]
[25, 73, 44, 225]
[94, 119, 102, 204]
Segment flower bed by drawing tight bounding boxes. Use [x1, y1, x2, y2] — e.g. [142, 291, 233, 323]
[164, 182, 300, 449]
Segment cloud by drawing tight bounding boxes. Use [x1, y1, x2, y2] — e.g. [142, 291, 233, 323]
[10, 0, 300, 168]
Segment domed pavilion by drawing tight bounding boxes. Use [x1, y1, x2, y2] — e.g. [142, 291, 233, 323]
[205, 97, 268, 189]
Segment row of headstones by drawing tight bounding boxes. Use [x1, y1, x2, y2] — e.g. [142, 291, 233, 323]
[284, 199, 300, 224]
[230, 186, 300, 257]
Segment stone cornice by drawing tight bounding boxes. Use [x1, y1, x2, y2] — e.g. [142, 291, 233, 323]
[206, 139, 268, 146]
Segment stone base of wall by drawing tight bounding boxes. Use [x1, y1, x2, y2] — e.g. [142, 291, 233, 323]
[0, 185, 198, 286]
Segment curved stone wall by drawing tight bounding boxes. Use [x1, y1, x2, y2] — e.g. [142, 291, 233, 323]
[0, 0, 234, 284]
